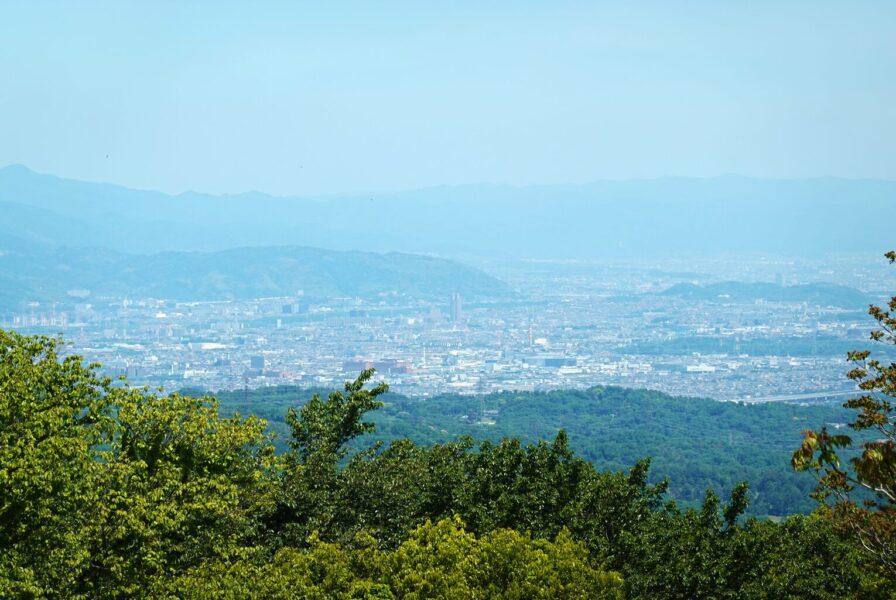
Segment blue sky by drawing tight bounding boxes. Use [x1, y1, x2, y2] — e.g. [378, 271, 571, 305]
[1, 1, 893, 195]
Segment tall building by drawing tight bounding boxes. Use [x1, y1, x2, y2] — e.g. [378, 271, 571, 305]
[250, 355, 265, 370]
[450, 292, 462, 323]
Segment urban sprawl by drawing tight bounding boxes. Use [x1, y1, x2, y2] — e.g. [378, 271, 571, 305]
[6, 257, 890, 405]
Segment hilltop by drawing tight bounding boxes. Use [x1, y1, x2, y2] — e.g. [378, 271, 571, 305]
[0, 242, 511, 309]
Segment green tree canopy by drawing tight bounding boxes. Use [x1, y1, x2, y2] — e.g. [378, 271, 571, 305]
[0, 326, 888, 598]
[0, 331, 111, 597]
[794, 251, 896, 574]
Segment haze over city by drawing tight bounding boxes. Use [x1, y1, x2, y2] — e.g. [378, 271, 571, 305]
[2, 0, 894, 407]
[3, 2, 896, 597]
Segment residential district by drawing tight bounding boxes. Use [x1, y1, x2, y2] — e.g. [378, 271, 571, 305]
[5, 256, 892, 405]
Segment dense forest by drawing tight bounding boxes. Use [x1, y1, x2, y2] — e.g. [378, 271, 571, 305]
[207, 385, 853, 517]
[3, 328, 895, 598]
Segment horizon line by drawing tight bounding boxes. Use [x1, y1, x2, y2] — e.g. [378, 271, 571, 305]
[2, 162, 895, 201]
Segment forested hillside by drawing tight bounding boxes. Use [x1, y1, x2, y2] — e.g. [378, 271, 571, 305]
[4, 328, 893, 598]
[0, 241, 509, 310]
[209, 385, 853, 517]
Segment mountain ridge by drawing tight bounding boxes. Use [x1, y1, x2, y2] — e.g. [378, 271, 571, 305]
[2, 164, 893, 258]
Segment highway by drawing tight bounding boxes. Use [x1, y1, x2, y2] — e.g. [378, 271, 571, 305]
[732, 390, 857, 404]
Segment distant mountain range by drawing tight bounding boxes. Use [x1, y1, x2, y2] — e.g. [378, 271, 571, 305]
[659, 281, 871, 309]
[0, 243, 511, 310]
[1, 164, 894, 258]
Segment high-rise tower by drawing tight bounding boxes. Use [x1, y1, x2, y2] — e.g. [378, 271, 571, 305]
[450, 292, 462, 323]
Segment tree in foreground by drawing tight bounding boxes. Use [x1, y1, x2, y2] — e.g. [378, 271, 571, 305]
[794, 251, 896, 575]
[0, 331, 112, 597]
[0, 325, 885, 598]
[166, 517, 624, 600]
[0, 330, 278, 598]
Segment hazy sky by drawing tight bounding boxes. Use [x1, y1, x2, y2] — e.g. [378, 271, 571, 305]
[1, 1, 894, 195]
